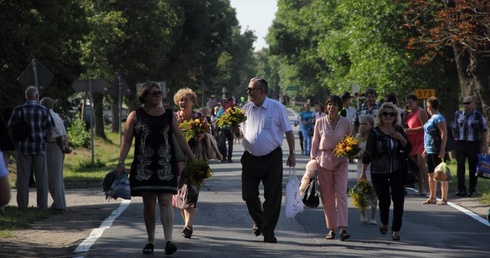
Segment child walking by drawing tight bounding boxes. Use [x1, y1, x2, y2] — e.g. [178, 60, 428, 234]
[356, 115, 377, 225]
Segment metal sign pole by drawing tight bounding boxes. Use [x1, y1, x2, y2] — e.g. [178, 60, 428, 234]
[32, 60, 39, 89]
[89, 79, 95, 166]
[118, 75, 123, 146]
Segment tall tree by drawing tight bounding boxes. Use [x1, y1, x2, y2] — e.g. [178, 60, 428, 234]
[403, 0, 490, 118]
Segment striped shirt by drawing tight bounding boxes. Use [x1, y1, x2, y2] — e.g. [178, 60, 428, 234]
[450, 109, 487, 141]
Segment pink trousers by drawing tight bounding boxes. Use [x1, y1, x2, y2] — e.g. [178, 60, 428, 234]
[317, 162, 349, 229]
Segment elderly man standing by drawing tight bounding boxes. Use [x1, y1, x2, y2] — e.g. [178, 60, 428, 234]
[8, 86, 53, 210]
[353, 88, 381, 134]
[450, 96, 488, 198]
[232, 77, 296, 243]
[41, 97, 71, 211]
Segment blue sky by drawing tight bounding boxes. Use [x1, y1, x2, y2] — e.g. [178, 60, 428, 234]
[229, 0, 278, 50]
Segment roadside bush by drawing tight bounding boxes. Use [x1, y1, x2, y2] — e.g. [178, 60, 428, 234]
[67, 117, 90, 148]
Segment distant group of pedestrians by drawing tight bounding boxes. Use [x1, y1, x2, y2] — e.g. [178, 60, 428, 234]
[1, 86, 71, 212]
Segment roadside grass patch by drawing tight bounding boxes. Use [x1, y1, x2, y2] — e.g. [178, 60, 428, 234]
[0, 206, 53, 233]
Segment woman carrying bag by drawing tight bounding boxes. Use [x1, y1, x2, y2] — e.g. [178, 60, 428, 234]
[360, 102, 411, 241]
[422, 97, 450, 205]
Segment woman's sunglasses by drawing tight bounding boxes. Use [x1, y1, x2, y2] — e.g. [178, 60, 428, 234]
[382, 112, 396, 117]
[148, 90, 163, 96]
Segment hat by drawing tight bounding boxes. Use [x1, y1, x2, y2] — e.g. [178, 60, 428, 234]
[341, 91, 353, 99]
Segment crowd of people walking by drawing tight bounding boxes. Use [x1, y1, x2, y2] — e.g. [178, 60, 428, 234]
[1, 79, 488, 256]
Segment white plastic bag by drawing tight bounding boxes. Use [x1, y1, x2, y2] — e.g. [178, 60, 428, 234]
[286, 167, 304, 218]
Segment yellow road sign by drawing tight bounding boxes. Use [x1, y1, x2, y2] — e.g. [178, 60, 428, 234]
[415, 89, 435, 99]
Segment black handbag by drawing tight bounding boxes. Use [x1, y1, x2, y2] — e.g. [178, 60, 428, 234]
[301, 171, 320, 208]
[430, 126, 455, 153]
[403, 153, 419, 186]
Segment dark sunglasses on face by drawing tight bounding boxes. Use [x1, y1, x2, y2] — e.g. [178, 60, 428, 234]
[148, 90, 163, 96]
[246, 87, 262, 92]
[462, 101, 472, 105]
[382, 112, 396, 117]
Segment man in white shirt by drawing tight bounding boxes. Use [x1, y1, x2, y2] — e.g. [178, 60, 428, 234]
[340, 91, 356, 124]
[40, 97, 71, 211]
[233, 77, 296, 244]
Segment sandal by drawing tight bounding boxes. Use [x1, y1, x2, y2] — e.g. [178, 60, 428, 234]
[143, 243, 154, 254]
[422, 198, 436, 204]
[379, 224, 388, 235]
[183, 226, 193, 238]
[340, 230, 350, 241]
[392, 231, 400, 241]
[165, 241, 177, 255]
[437, 199, 447, 205]
[326, 231, 335, 240]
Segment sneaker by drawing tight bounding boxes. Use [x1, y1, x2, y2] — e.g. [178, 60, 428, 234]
[467, 192, 476, 198]
[370, 219, 377, 225]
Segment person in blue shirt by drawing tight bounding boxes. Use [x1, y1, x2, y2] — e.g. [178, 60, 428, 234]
[299, 103, 314, 155]
[422, 97, 449, 205]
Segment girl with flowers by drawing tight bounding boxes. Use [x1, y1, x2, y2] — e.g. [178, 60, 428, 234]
[310, 95, 352, 241]
[354, 115, 377, 225]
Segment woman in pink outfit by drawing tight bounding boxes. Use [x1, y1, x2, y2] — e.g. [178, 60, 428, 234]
[311, 95, 352, 241]
[402, 93, 429, 195]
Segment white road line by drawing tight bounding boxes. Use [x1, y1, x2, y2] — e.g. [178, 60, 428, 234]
[73, 200, 131, 257]
[447, 201, 490, 226]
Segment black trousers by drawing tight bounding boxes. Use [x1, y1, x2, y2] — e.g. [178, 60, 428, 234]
[241, 147, 283, 238]
[298, 131, 304, 152]
[371, 169, 406, 232]
[455, 141, 480, 193]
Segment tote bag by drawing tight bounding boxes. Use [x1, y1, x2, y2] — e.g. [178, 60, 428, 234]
[285, 167, 303, 218]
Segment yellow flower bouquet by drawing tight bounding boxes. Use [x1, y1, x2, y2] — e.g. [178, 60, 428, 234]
[179, 118, 210, 142]
[333, 134, 361, 158]
[184, 159, 213, 187]
[216, 107, 247, 137]
[349, 179, 377, 209]
[216, 107, 247, 128]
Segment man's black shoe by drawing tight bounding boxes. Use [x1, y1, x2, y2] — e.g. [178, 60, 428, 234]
[455, 191, 466, 197]
[252, 225, 262, 236]
[467, 192, 476, 198]
[264, 236, 277, 243]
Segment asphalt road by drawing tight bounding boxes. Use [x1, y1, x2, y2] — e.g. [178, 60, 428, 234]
[76, 108, 490, 258]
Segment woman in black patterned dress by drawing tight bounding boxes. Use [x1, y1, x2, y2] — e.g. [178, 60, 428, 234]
[116, 82, 193, 255]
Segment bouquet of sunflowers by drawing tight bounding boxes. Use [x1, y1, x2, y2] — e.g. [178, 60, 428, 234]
[216, 107, 247, 128]
[349, 179, 377, 209]
[333, 134, 361, 158]
[184, 159, 212, 187]
[180, 118, 210, 142]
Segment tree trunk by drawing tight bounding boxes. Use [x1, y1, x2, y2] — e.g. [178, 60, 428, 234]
[452, 43, 473, 97]
[468, 52, 490, 147]
[93, 93, 106, 138]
